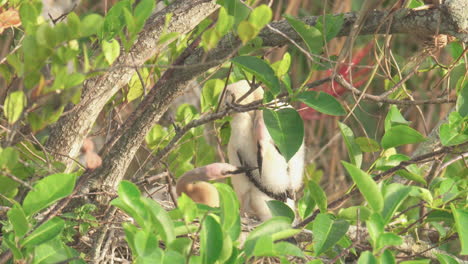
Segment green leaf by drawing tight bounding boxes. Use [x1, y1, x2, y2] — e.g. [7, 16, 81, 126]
[81, 14, 104, 37]
[366, 213, 384, 247]
[307, 181, 327, 213]
[22, 217, 64, 247]
[168, 237, 192, 257]
[216, 7, 235, 35]
[384, 106, 410, 131]
[178, 193, 198, 223]
[4, 91, 27, 124]
[231, 56, 281, 95]
[338, 206, 371, 222]
[253, 235, 275, 257]
[382, 184, 411, 224]
[271, 52, 291, 78]
[142, 197, 176, 244]
[284, 15, 323, 54]
[439, 112, 468, 146]
[128, 68, 149, 102]
[7, 203, 29, 237]
[381, 125, 426, 149]
[134, 230, 161, 258]
[19, 2, 38, 33]
[263, 108, 304, 161]
[435, 253, 459, 264]
[342, 162, 383, 212]
[201, 79, 224, 112]
[338, 122, 363, 168]
[296, 91, 346, 116]
[315, 14, 344, 42]
[244, 217, 291, 256]
[102, 38, 120, 65]
[134, 0, 155, 28]
[163, 251, 185, 264]
[451, 205, 468, 255]
[355, 137, 381, 153]
[0, 147, 19, 169]
[215, 183, 241, 240]
[202, 28, 222, 51]
[377, 232, 403, 250]
[200, 214, 223, 264]
[312, 214, 349, 256]
[23, 173, 77, 217]
[274, 242, 305, 258]
[357, 251, 377, 264]
[381, 250, 396, 264]
[101, 0, 131, 40]
[248, 5, 272, 30]
[237, 21, 257, 45]
[266, 200, 295, 222]
[456, 81, 468, 117]
[33, 238, 82, 264]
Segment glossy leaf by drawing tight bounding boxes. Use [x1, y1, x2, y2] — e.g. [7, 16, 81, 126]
[22, 217, 64, 247]
[215, 183, 241, 240]
[435, 253, 459, 264]
[284, 15, 322, 54]
[231, 56, 281, 95]
[237, 21, 256, 44]
[127, 68, 149, 102]
[4, 90, 26, 124]
[342, 162, 383, 212]
[23, 173, 77, 216]
[267, 200, 295, 223]
[307, 180, 327, 213]
[7, 203, 29, 237]
[297, 91, 346, 116]
[451, 205, 468, 255]
[248, 5, 272, 30]
[315, 14, 344, 42]
[142, 197, 176, 244]
[381, 125, 426, 149]
[263, 108, 304, 161]
[382, 184, 411, 224]
[102, 38, 120, 65]
[312, 213, 349, 256]
[338, 206, 371, 223]
[253, 235, 275, 257]
[244, 217, 291, 256]
[380, 250, 396, 264]
[456, 81, 468, 117]
[200, 214, 223, 264]
[355, 137, 381, 153]
[384, 105, 410, 131]
[377, 232, 403, 250]
[439, 112, 468, 146]
[357, 251, 377, 264]
[201, 79, 224, 112]
[274, 242, 305, 258]
[338, 122, 362, 168]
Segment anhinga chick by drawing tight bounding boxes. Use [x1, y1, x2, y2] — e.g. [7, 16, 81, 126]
[176, 163, 255, 207]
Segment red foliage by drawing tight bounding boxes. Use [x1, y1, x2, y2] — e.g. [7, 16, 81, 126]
[299, 43, 374, 120]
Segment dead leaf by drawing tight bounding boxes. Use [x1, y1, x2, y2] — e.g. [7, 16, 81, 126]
[0, 9, 21, 34]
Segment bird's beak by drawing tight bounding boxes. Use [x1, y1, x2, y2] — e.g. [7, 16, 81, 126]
[227, 166, 258, 175]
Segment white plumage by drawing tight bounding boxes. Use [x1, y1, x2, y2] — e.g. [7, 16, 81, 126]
[226, 80, 305, 221]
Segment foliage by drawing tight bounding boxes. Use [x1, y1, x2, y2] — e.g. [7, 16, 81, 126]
[0, 0, 467, 263]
